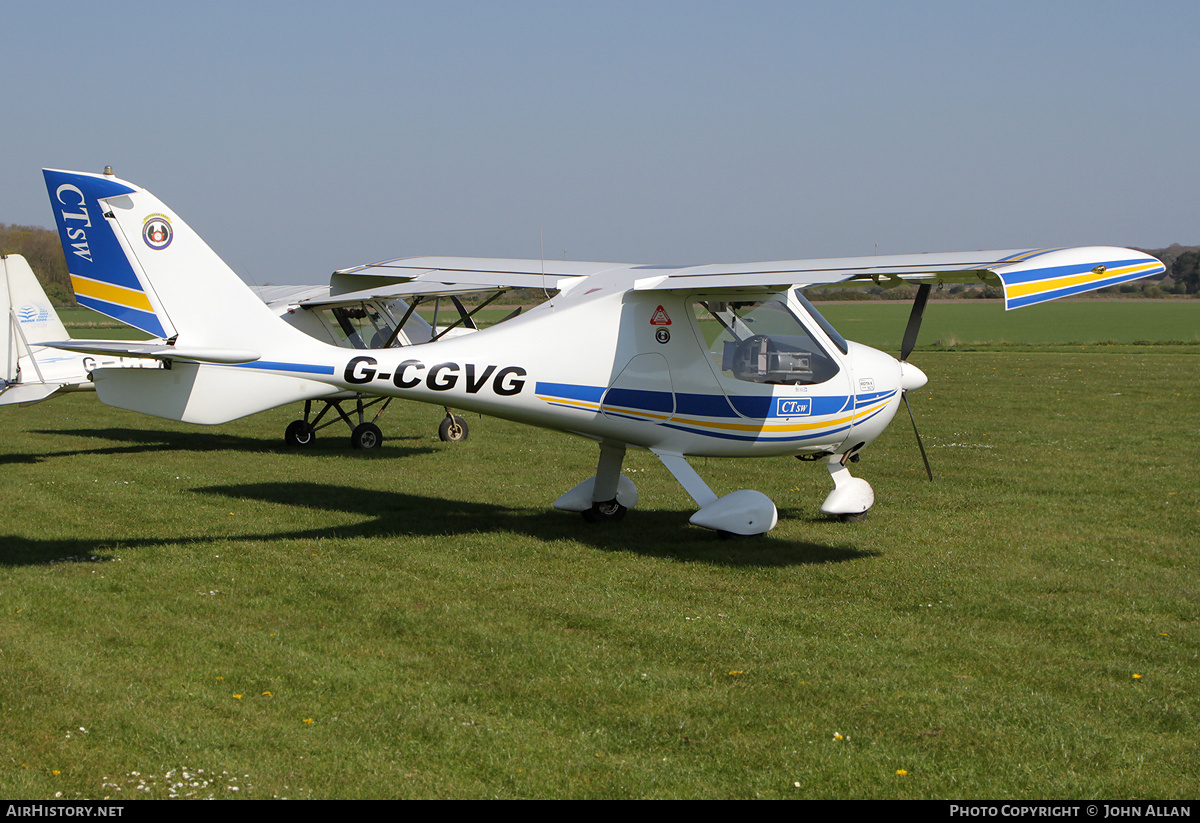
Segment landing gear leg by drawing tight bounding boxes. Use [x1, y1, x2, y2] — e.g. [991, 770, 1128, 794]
[348, 396, 383, 450]
[283, 396, 393, 450]
[552, 440, 639, 521]
[582, 441, 629, 522]
[653, 449, 778, 536]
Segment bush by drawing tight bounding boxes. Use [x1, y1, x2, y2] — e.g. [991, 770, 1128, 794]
[0, 223, 75, 307]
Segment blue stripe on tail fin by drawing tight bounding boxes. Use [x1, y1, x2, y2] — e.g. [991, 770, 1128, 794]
[42, 169, 168, 338]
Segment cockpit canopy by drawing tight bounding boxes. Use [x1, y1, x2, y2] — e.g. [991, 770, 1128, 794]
[692, 296, 841, 385]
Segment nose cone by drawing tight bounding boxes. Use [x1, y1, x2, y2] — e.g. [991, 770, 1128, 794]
[899, 362, 928, 392]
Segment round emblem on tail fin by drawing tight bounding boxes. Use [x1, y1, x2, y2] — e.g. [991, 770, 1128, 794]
[142, 214, 173, 250]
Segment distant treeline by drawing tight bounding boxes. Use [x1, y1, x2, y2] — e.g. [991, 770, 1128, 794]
[2, 222, 1197, 307]
[0, 223, 75, 305]
[814, 243, 1200, 301]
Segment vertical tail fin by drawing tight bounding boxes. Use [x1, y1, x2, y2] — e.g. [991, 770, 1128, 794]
[0, 254, 92, 405]
[41, 170, 337, 424]
[2, 253, 70, 382]
[2, 253, 70, 359]
[42, 168, 316, 355]
[43, 170, 169, 338]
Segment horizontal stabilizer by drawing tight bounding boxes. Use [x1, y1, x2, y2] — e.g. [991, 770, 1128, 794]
[41, 340, 260, 364]
[94, 363, 340, 425]
[0, 383, 64, 406]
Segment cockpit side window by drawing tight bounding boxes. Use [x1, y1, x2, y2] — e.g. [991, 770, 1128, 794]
[691, 297, 841, 385]
[323, 304, 398, 349]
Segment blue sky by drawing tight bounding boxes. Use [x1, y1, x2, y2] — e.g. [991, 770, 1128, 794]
[3, 1, 1197, 285]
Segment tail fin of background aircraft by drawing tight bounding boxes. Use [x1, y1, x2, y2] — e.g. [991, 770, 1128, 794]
[1, 254, 70, 381]
[0, 254, 90, 405]
[41, 169, 337, 424]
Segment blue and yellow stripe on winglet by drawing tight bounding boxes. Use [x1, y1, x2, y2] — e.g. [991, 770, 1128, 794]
[993, 249, 1166, 310]
[1002, 259, 1166, 309]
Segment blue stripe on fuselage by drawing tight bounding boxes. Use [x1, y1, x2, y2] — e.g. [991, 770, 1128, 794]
[231, 361, 336, 375]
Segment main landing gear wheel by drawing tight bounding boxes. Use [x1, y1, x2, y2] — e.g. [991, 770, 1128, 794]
[351, 422, 382, 450]
[438, 414, 469, 443]
[285, 420, 316, 447]
[582, 499, 627, 523]
[283, 396, 392, 451]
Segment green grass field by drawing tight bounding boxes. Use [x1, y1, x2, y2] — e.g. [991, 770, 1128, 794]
[814, 299, 1200, 350]
[0, 303, 1196, 798]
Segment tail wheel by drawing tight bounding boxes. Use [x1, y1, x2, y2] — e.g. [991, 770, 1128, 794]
[285, 420, 316, 447]
[438, 414, 468, 442]
[351, 422, 382, 450]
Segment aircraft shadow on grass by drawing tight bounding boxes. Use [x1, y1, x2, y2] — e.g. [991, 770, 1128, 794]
[6, 427, 437, 463]
[0, 481, 877, 569]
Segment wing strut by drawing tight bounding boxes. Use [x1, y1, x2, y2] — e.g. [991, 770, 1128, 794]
[429, 291, 507, 341]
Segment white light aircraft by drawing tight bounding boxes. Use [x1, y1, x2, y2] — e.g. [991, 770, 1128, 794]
[42, 168, 1164, 535]
[0, 252, 155, 406]
[0, 252, 472, 444]
[252, 283, 481, 446]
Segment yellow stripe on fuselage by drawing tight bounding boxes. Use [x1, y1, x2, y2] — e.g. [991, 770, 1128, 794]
[669, 398, 888, 435]
[70, 275, 155, 312]
[584, 396, 891, 436]
[536, 395, 602, 412]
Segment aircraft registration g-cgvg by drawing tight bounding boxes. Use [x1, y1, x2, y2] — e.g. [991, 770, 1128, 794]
[42, 168, 1164, 536]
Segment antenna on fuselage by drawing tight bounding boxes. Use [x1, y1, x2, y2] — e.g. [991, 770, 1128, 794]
[540, 227, 553, 308]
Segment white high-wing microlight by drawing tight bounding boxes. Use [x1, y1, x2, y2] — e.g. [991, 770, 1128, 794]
[43, 168, 1164, 535]
[0, 252, 471, 444]
[0, 252, 157, 406]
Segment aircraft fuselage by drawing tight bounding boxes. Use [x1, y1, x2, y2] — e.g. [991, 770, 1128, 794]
[315, 287, 908, 459]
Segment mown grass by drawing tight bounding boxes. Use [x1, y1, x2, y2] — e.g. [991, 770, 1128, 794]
[815, 299, 1200, 351]
[0, 314, 1196, 798]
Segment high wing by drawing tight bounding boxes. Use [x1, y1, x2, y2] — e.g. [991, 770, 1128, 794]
[328, 256, 629, 299]
[328, 248, 1163, 310]
[629, 247, 1165, 309]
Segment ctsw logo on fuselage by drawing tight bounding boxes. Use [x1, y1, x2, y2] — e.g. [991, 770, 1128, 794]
[773, 397, 813, 417]
[344, 356, 526, 395]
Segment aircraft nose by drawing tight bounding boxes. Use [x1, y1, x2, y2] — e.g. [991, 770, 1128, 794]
[899, 362, 928, 392]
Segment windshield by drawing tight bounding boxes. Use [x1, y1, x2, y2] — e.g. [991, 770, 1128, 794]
[691, 297, 840, 385]
[794, 290, 848, 354]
